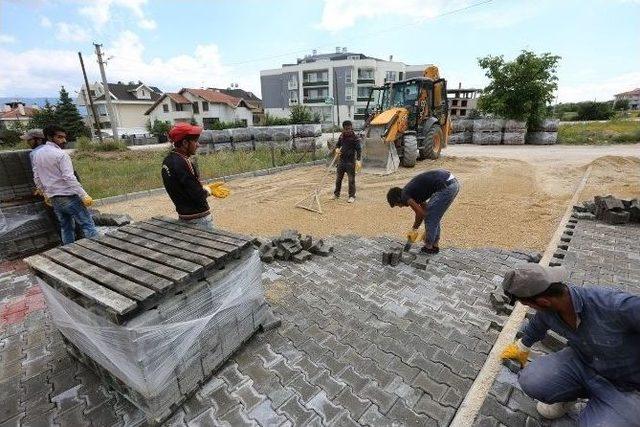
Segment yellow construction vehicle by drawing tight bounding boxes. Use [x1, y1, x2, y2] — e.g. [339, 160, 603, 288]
[361, 66, 451, 174]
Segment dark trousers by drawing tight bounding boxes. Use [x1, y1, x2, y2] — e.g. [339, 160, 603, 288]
[334, 162, 356, 198]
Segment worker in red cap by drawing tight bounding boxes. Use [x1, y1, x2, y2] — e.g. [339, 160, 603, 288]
[161, 123, 229, 230]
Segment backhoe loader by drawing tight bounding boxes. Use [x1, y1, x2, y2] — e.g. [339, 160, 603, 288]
[361, 66, 451, 174]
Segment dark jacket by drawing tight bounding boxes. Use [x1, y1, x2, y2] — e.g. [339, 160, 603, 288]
[336, 131, 362, 164]
[161, 151, 210, 219]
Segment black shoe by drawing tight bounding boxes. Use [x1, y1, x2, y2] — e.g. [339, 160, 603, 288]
[420, 246, 439, 254]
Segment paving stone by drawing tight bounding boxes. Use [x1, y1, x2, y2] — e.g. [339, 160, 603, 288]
[358, 404, 390, 426]
[231, 382, 264, 413]
[247, 400, 288, 426]
[388, 399, 438, 427]
[359, 382, 397, 414]
[412, 372, 448, 400]
[307, 390, 345, 424]
[288, 374, 321, 404]
[309, 369, 345, 399]
[414, 394, 455, 427]
[333, 386, 371, 421]
[277, 396, 316, 425]
[337, 367, 370, 395]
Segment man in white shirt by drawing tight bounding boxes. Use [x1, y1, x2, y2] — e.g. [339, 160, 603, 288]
[32, 124, 97, 244]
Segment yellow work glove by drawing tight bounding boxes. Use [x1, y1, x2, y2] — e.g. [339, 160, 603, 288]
[205, 182, 230, 199]
[33, 188, 43, 196]
[44, 196, 52, 207]
[334, 147, 341, 157]
[406, 228, 420, 243]
[500, 340, 530, 368]
[355, 160, 362, 173]
[82, 196, 93, 207]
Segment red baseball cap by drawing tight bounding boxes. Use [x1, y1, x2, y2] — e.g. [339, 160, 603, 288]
[168, 123, 202, 144]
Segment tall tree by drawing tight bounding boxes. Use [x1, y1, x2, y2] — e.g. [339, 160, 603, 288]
[55, 86, 90, 140]
[477, 50, 561, 130]
[29, 99, 57, 130]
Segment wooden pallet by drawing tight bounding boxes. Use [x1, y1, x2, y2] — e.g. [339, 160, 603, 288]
[24, 216, 255, 324]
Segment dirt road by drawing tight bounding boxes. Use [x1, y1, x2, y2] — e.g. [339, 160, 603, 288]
[100, 144, 640, 251]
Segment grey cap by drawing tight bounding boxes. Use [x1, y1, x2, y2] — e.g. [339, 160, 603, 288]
[502, 264, 566, 298]
[20, 129, 44, 140]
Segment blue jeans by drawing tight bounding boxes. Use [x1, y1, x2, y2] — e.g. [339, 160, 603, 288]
[425, 179, 460, 245]
[180, 214, 214, 231]
[519, 347, 640, 426]
[51, 195, 98, 245]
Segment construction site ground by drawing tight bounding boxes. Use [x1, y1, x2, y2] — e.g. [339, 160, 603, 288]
[1, 144, 639, 426]
[99, 144, 640, 251]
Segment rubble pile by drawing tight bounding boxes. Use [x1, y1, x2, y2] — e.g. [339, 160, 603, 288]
[573, 195, 640, 224]
[255, 229, 333, 263]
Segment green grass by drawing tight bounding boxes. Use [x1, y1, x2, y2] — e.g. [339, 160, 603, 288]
[73, 147, 324, 199]
[558, 119, 640, 145]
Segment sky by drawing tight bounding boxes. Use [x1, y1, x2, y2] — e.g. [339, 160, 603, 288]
[0, 0, 638, 103]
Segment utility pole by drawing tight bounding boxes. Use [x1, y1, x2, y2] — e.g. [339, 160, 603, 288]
[333, 68, 341, 128]
[78, 51, 103, 143]
[93, 43, 118, 140]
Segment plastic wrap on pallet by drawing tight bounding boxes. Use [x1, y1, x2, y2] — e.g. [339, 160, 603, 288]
[473, 119, 505, 132]
[38, 251, 264, 416]
[472, 132, 502, 145]
[294, 124, 322, 138]
[539, 119, 560, 132]
[526, 131, 557, 145]
[448, 131, 472, 144]
[451, 119, 473, 133]
[503, 120, 527, 132]
[229, 128, 252, 142]
[198, 130, 232, 144]
[0, 201, 54, 239]
[502, 132, 526, 145]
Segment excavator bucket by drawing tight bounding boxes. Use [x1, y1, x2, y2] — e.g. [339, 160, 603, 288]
[361, 125, 400, 175]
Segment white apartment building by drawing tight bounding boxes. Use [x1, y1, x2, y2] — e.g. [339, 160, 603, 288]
[260, 48, 429, 125]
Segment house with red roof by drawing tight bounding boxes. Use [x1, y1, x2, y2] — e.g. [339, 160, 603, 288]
[144, 88, 254, 129]
[0, 101, 39, 130]
[614, 88, 640, 110]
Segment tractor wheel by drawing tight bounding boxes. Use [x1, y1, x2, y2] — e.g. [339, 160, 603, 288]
[401, 134, 418, 167]
[421, 125, 444, 160]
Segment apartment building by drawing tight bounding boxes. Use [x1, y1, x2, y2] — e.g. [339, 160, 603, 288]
[447, 83, 481, 118]
[614, 88, 640, 110]
[260, 48, 429, 125]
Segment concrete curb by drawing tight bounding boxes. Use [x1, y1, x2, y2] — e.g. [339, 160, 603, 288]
[93, 158, 328, 207]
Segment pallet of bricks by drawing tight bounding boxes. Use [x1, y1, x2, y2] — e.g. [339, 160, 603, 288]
[526, 119, 559, 145]
[24, 216, 278, 424]
[196, 124, 321, 154]
[0, 149, 60, 260]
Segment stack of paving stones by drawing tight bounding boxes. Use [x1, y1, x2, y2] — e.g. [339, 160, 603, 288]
[0, 150, 60, 260]
[21, 216, 279, 424]
[573, 194, 640, 225]
[474, 212, 640, 426]
[3, 236, 540, 426]
[256, 229, 333, 264]
[501, 120, 526, 145]
[448, 119, 473, 145]
[525, 119, 559, 145]
[472, 119, 505, 146]
[89, 210, 132, 227]
[198, 125, 322, 154]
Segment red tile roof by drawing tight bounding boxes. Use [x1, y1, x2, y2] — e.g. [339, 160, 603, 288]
[182, 88, 248, 108]
[615, 88, 640, 97]
[167, 93, 191, 104]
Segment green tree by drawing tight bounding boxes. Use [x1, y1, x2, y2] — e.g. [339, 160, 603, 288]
[146, 119, 171, 137]
[477, 50, 561, 130]
[289, 105, 313, 124]
[55, 87, 90, 140]
[29, 99, 58, 130]
[613, 98, 630, 111]
[575, 101, 614, 121]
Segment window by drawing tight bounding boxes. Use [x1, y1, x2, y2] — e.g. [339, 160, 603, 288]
[345, 69, 353, 83]
[357, 86, 371, 98]
[460, 109, 466, 116]
[452, 100, 458, 106]
[347, 55, 359, 60]
[358, 69, 374, 80]
[385, 71, 396, 82]
[163, 104, 169, 112]
[345, 86, 353, 100]
[192, 102, 199, 114]
[202, 101, 209, 112]
[175, 103, 183, 112]
[461, 100, 468, 107]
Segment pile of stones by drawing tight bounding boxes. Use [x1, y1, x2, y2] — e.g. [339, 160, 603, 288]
[381, 246, 429, 270]
[255, 229, 333, 263]
[89, 209, 132, 227]
[574, 195, 640, 224]
[448, 118, 559, 145]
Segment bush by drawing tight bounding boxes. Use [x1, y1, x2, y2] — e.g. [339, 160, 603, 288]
[575, 102, 614, 121]
[76, 136, 129, 152]
[208, 120, 247, 130]
[264, 114, 290, 126]
[147, 119, 171, 138]
[0, 128, 23, 146]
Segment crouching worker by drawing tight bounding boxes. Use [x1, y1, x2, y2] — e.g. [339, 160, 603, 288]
[501, 264, 640, 426]
[162, 123, 230, 230]
[386, 169, 459, 253]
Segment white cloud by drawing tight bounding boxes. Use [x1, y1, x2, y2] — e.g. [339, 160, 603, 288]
[556, 71, 640, 102]
[56, 22, 90, 42]
[0, 34, 16, 44]
[40, 16, 52, 28]
[317, 0, 473, 31]
[78, 0, 156, 31]
[0, 31, 259, 97]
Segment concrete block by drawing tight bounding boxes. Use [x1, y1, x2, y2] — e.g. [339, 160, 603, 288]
[389, 251, 401, 266]
[603, 210, 630, 225]
[382, 252, 391, 265]
[292, 250, 313, 263]
[300, 235, 313, 251]
[411, 256, 428, 270]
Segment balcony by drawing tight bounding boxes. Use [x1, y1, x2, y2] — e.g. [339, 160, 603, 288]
[287, 81, 298, 90]
[357, 78, 375, 84]
[303, 80, 329, 87]
[303, 98, 327, 104]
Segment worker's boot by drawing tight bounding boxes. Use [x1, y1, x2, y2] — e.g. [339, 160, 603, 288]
[536, 401, 577, 419]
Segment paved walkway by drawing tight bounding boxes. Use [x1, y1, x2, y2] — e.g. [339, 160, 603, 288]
[473, 217, 640, 426]
[1, 218, 638, 426]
